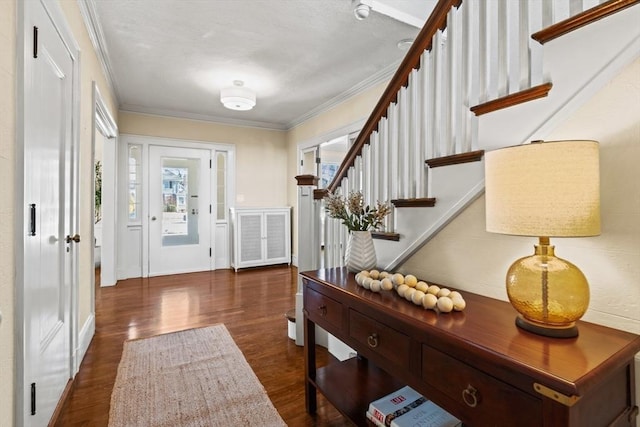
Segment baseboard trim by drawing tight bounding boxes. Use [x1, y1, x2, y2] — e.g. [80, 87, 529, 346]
[76, 313, 95, 373]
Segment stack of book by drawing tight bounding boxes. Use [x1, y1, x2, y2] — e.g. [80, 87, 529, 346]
[366, 386, 462, 427]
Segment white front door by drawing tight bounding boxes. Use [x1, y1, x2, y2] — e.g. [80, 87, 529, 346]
[22, 1, 76, 424]
[148, 146, 212, 276]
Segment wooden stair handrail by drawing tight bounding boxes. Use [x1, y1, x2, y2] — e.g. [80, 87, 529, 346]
[326, 0, 462, 195]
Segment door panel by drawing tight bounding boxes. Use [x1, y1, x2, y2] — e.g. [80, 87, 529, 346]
[149, 146, 211, 276]
[23, 2, 74, 424]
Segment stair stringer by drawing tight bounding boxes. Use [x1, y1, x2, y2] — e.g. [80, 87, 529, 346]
[374, 159, 485, 272]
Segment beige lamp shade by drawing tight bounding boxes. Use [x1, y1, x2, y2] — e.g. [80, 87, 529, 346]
[485, 140, 601, 237]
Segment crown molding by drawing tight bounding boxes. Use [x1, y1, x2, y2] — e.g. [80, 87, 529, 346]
[121, 58, 399, 132]
[77, 0, 121, 103]
[119, 106, 289, 131]
[286, 60, 400, 130]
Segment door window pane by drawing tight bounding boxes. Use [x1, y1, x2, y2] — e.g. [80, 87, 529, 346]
[128, 144, 142, 222]
[216, 152, 227, 221]
[161, 157, 200, 246]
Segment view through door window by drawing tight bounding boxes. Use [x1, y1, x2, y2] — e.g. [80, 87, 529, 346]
[161, 157, 200, 245]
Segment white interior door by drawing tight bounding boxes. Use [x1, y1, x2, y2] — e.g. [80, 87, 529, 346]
[22, 2, 76, 424]
[148, 146, 212, 276]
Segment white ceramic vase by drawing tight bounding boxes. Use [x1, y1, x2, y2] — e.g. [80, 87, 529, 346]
[344, 230, 377, 273]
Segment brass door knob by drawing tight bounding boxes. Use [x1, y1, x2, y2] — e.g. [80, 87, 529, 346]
[65, 234, 81, 244]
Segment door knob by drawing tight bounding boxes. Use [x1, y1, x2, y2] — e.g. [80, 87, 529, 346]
[65, 234, 81, 243]
[151, 216, 157, 221]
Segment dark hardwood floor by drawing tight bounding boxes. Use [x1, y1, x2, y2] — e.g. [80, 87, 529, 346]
[54, 266, 352, 426]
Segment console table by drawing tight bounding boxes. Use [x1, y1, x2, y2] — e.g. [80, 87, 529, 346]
[301, 268, 640, 427]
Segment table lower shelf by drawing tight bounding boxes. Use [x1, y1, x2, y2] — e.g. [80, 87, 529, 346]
[310, 356, 405, 426]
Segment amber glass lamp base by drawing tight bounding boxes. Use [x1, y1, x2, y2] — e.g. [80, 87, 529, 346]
[506, 237, 590, 339]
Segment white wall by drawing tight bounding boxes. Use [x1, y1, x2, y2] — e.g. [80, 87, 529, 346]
[118, 112, 288, 207]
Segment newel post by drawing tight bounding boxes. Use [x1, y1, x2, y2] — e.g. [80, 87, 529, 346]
[294, 175, 321, 345]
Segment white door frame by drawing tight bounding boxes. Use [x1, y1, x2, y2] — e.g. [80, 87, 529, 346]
[16, 0, 80, 424]
[118, 134, 236, 278]
[91, 83, 118, 287]
[296, 118, 364, 181]
[81, 83, 117, 358]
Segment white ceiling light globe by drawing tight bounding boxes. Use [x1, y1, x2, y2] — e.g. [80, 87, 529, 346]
[220, 80, 256, 111]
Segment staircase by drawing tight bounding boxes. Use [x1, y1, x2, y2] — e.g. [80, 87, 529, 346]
[295, 0, 640, 345]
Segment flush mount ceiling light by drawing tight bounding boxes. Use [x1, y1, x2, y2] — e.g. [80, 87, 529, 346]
[220, 80, 256, 111]
[352, 0, 372, 20]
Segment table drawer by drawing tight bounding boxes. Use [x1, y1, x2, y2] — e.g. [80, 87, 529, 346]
[349, 309, 410, 367]
[304, 286, 343, 332]
[422, 345, 542, 427]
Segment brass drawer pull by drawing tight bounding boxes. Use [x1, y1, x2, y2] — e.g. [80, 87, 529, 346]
[367, 333, 379, 348]
[318, 305, 327, 316]
[462, 384, 479, 408]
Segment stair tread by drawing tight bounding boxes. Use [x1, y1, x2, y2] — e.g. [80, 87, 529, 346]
[371, 232, 400, 241]
[532, 0, 638, 44]
[426, 150, 485, 168]
[470, 83, 553, 116]
[391, 198, 436, 208]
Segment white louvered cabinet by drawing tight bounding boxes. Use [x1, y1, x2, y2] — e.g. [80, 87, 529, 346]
[230, 207, 291, 271]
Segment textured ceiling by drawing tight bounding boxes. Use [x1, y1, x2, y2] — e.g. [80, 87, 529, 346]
[92, 0, 434, 129]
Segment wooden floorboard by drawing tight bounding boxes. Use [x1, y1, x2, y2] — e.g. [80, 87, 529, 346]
[54, 266, 352, 426]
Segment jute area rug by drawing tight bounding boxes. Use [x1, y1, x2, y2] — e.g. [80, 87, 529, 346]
[108, 324, 287, 427]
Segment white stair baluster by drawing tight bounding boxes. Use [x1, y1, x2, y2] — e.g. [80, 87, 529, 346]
[410, 67, 424, 198]
[324, 211, 331, 268]
[347, 165, 355, 195]
[552, 0, 572, 23]
[416, 54, 429, 196]
[506, 0, 522, 94]
[540, 0, 553, 28]
[362, 143, 371, 204]
[467, 0, 480, 152]
[370, 133, 379, 204]
[528, 1, 545, 87]
[449, 5, 463, 155]
[433, 30, 445, 157]
[497, 0, 508, 97]
[398, 85, 409, 198]
[388, 103, 399, 200]
[518, 0, 531, 90]
[339, 218, 347, 266]
[353, 156, 362, 197]
[422, 50, 435, 161]
[378, 118, 388, 206]
[581, 0, 600, 11]
[485, 0, 500, 101]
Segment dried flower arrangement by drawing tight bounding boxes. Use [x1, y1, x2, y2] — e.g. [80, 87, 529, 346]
[325, 191, 391, 232]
